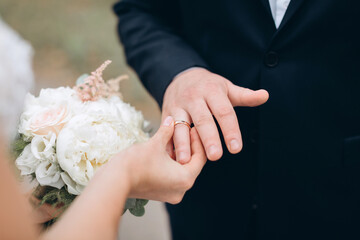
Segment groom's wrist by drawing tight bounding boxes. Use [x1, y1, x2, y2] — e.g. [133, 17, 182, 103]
[173, 67, 205, 81]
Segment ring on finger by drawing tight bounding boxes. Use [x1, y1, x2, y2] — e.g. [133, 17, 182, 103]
[174, 120, 192, 130]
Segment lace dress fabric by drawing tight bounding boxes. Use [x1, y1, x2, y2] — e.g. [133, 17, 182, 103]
[0, 18, 34, 141]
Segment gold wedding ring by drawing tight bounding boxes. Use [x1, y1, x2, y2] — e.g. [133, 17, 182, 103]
[174, 120, 191, 130]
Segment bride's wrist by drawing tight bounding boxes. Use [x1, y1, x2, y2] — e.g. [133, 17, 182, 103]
[104, 144, 147, 198]
[106, 151, 135, 195]
[88, 156, 131, 207]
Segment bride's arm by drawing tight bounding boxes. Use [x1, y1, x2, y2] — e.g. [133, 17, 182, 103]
[0, 139, 39, 240]
[42, 116, 206, 240]
[41, 156, 131, 239]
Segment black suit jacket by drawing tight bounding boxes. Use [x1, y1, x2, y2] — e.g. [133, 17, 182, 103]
[114, 1, 360, 239]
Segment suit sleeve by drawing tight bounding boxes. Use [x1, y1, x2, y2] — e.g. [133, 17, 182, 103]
[113, 0, 208, 107]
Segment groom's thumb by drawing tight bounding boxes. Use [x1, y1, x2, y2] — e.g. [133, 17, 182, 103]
[152, 116, 175, 146]
[227, 82, 269, 107]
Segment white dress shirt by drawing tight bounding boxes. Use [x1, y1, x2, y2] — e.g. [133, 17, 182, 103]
[269, 0, 291, 28]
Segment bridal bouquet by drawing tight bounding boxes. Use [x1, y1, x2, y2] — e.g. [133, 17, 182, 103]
[12, 61, 149, 220]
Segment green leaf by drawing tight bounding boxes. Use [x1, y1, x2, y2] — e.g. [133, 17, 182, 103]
[35, 186, 76, 210]
[11, 134, 30, 159]
[124, 198, 136, 209]
[136, 199, 149, 207]
[123, 198, 149, 217]
[129, 206, 145, 217]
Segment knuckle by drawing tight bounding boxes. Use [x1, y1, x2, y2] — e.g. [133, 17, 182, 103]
[215, 106, 233, 119]
[175, 146, 189, 154]
[174, 138, 190, 150]
[174, 139, 187, 147]
[179, 172, 194, 190]
[195, 114, 212, 127]
[205, 82, 220, 93]
[184, 180, 194, 191]
[169, 194, 185, 205]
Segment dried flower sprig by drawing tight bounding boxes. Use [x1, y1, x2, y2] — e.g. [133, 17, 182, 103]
[74, 60, 128, 102]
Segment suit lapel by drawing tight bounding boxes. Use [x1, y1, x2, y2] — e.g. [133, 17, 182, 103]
[277, 0, 306, 32]
[260, 0, 273, 19]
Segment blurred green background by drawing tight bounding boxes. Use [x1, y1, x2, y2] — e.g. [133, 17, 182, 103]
[0, 0, 161, 128]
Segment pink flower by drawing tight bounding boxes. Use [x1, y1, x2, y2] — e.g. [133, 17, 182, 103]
[30, 105, 69, 136]
[74, 60, 126, 102]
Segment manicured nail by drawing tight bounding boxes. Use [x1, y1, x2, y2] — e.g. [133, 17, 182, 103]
[163, 116, 173, 126]
[230, 139, 240, 152]
[208, 145, 219, 157]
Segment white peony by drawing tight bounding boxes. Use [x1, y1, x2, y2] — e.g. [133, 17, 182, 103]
[108, 96, 148, 129]
[109, 97, 150, 138]
[56, 98, 148, 195]
[19, 87, 80, 139]
[82, 97, 149, 141]
[60, 172, 85, 195]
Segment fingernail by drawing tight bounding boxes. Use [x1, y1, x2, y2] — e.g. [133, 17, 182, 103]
[208, 145, 219, 157]
[230, 139, 240, 152]
[163, 116, 173, 126]
[178, 152, 188, 163]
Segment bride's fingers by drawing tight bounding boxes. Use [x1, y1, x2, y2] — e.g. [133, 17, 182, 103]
[152, 116, 175, 147]
[165, 138, 176, 160]
[184, 128, 207, 177]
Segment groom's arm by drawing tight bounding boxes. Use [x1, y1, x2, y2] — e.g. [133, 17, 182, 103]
[113, 0, 208, 107]
[114, 1, 269, 163]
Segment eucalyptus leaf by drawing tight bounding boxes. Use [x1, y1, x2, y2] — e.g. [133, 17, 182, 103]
[136, 199, 149, 207]
[124, 198, 149, 217]
[129, 206, 145, 217]
[124, 198, 136, 209]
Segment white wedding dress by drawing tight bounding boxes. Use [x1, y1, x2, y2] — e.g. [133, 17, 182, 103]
[0, 17, 34, 141]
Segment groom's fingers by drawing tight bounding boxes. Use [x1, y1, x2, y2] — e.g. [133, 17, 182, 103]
[184, 127, 207, 178]
[172, 109, 192, 164]
[206, 94, 243, 154]
[187, 100, 222, 161]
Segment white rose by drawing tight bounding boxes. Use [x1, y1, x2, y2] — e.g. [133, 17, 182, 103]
[19, 87, 80, 139]
[35, 161, 64, 189]
[56, 100, 148, 194]
[15, 144, 39, 175]
[30, 132, 56, 161]
[29, 105, 70, 136]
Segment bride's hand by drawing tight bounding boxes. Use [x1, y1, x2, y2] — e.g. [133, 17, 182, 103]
[110, 116, 207, 204]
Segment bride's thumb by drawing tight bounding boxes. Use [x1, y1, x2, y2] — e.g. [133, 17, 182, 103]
[152, 116, 175, 146]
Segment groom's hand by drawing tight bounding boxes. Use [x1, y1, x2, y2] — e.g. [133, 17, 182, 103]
[162, 68, 269, 163]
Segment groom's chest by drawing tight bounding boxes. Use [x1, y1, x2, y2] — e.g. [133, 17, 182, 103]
[178, 0, 359, 45]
